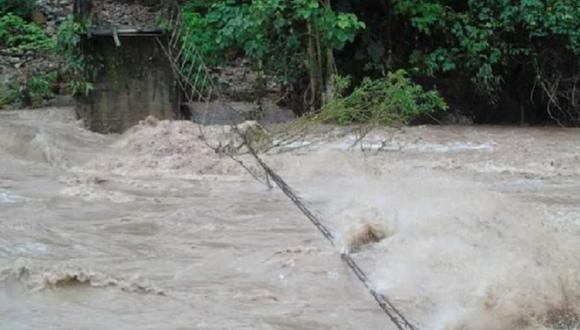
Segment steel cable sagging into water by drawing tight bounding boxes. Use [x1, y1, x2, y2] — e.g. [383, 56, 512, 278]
[243, 145, 420, 330]
[157, 8, 420, 330]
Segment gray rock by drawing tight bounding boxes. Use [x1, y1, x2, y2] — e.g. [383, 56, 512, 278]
[46, 26, 56, 35]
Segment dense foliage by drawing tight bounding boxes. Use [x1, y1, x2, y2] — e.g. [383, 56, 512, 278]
[0, 11, 57, 109]
[181, 0, 366, 112]
[0, 9, 93, 108]
[178, 0, 445, 124]
[55, 17, 96, 97]
[317, 70, 447, 125]
[0, 0, 578, 125]
[0, 13, 53, 52]
[0, 0, 36, 19]
[179, 0, 579, 125]
[342, 0, 580, 124]
[1, 71, 57, 108]
[0, 11, 96, 108]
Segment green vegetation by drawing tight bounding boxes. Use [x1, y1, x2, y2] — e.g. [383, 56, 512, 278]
[317, 70, 447, 125]
[55, 17, 96, 97]
[0, 0, 35, 19]
[180, 0, 365, 110]
[1, 71, 58, 108]
[0, 10, 57, 109]
[396, 0, 580, 97]
[0, 0, 103, 108]
[353, 0, 580, 123]
[0, 0, 578, 125]
[0, 10, 95, 108]
[0, 13, 53, 52]
[179, 0, 580, 125]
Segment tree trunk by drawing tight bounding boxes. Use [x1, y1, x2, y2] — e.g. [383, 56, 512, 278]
[307, 20, 320, 111]
[321, 0, 337, 105]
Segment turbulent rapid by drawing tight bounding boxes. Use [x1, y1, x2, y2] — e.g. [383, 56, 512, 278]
[0, 107, 579, 330]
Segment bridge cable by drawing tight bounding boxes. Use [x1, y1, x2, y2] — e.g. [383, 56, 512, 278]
[157, 10, 421, 329]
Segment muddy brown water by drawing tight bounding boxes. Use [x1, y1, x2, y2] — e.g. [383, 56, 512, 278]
[0, 108, 579, 330]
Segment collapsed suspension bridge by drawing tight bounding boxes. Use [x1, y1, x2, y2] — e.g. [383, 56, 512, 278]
[156, 7, 420, 330]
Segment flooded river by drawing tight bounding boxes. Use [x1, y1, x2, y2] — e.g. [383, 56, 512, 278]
[0, 108, 579, 329]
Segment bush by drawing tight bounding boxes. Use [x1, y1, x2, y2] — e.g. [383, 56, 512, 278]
[180, 0, 364, 109]
[0, 13, 53, 52]
[0, 0, 36, 20]
[386, 0, 580, 123]
[55, 17, 96, 97]
[1, 71, 58, 108]
[316, 70, 447, 125]
[397, 0, 580, 95]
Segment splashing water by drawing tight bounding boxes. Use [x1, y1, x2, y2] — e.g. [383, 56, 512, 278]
[0, 108, 578, 329]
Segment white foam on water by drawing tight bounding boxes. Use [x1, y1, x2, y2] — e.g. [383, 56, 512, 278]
[0, 108, 579, 329]
[291, 155, 580, 330]
[0, 188, 24, 203]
